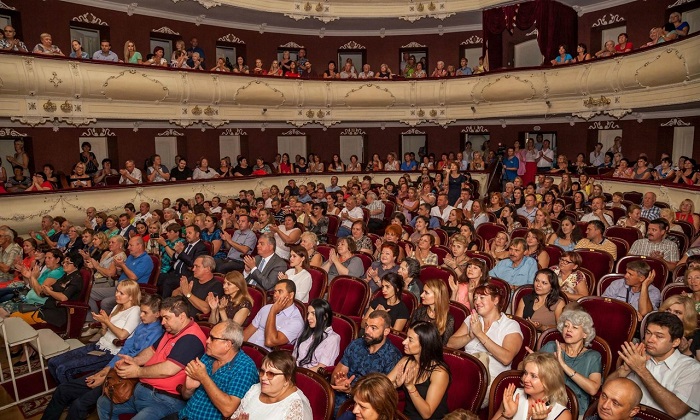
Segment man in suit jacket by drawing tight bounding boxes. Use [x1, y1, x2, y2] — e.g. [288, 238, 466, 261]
[243, 232, 287, 290]
[160, 225, 209, 297]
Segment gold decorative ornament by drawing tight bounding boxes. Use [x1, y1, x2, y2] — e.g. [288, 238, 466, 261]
[417, 109, 425, 117]
[316, 3, 323, 12]
[43, 100, 56, 113]
[317, 109, 325, 118]
[583, 96, 611, 107]
[60, 101, 73, 113]
[417, 3, 424, 12]
[429, 109, 438, 117]
[204, 106, 215, 116]
[428, 2, 436, 11]
[192, 105, 202, 115]
[304, 2, 312, 11]
[306, 110, 315, 118]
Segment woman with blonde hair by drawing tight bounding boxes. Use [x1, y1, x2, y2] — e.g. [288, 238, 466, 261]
[616, 203, 646, 235]
[444, 233, 470, 278]
[123, 40, 142, 64]
[676, 198, 700, 232]
[658, 295, 698, 358]
[493, 352, 572, 420]
[48, 280, 141, 384]
[660, 207, 684, 233]
[529, 209, 554, 238]
[206, 271, 253, 325]
[485, 231, 510, 261]
[409, 279, 455, 345]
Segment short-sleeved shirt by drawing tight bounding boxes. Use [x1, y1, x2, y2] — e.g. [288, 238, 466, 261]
[327, 256, 365, 281]
[627, 350, 700, 419]
[540, 341, 601, 415]
[366, 261, 400, 294]
[340, 207, 364, 229]
[188, 277, 224, 318]
[601, 279, 661, 312]
[0, 243, 22, 282]
[369, 296, 409, 326]
[640, 206, 661, 220]
[170, 167, 193, 181]
[147, 165, 170, 183]
[629, 238, 679, 262]
[179, 352, 259, 420]
[118, 251, 154, 284]
[225, 229, 258, 261]
[489, 257, 538, 287]
[575, 238, 618, 260]
[337, 338, 401, 407]
[119, 168, 142, 184]
[463, 313, 523, 383]
[248, 303, 304, 351]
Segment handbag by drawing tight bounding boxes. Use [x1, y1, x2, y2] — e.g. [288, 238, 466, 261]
[102, 368, 138, 404]
[18, 303, 42, 313]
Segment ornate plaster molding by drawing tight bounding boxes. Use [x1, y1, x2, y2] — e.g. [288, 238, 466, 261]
[339, 41, 366, 50]
[281, 128, 306, 135]
[587, 121, 620, 130]
[0, 1, 16, 10]
[591, 13, 625, 28]
[279, 42, 304, 49]
[401, 42, 427, 49]
[152, 26, 180, 35]
[668, 0, 695, 8]
[401, 128, 426, 135]
[660, 118, 692, 126]
[339, 128, 366, 136]
[72, 12, 108, 25]
[221, 128, 248, 135]
[80, 128, 116, 136]
[157, 129, 185, 136]
[461, 126, 489, 133]
[217, 34, 245, 43]
[0, 128, 27, 136]
[460, 36, 483, 45]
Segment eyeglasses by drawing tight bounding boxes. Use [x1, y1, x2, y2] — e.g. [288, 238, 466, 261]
[208, 334, 231, 343]
[560, 259, 573, 265]
[62, 260, 74, 266]
[258, 368, 285, 379]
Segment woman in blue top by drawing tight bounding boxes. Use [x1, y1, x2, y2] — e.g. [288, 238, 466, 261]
[551, 45, 573, 65]
[69, 40, 89, 59]
[201, 214, 226, 259]
[0, 249, 64, 316]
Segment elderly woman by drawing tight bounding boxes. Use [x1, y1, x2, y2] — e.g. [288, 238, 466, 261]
[365, 242, 400, 294]
[33, 33, 64, 56]
[322, 237, 364, 281]
[299, 232, 323, 268]
[683, 267, 700, 316]
[398, 257, 423, 302]
[232, 351, 312, 419]
[537, 306, 602, 416]
[494, 353, 572, 420]
[550, 251, 589, 300]
[350, 221, 373, 255]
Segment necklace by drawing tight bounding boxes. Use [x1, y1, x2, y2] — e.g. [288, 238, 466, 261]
[564, 343, 585, 359]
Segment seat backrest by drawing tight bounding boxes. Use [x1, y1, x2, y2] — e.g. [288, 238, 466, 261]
[507, 315, 536, 369]
[246, 284, 267, 327]
[331, 314, 359, 365]
[609, 207, 627, 223]
[605, 226, 643, 249]
[578, 267, 596, 296]
[488, 277, 511, 312]
[667, 230, 688, 255]
[241, 342, 269, 368]
[202, 240, 213, 256]
[448, 301, 469, 331]
[674, 219, 695, 239]
[388, 330, 407, 355]
[544, 245, 563, 267]
[607, 237, 629, 261]
[672, 263, 687, 282]
[316, 244, 334, 261]
[510, 227, 529, 239]
[596, 273, 625, 296]
[383, 201, 395, 220]
[511, 284, 534, 314]
[296, 367, 335, 420]
[433, 228, 449, 246]
[536, 328, 613, 378]
[579, 296, 638, 369]
[328, 275, 370, 318]
[196, 321, 213, 337]
[577, 249, 614, 285]
[623, 191, 643, 204]
[419, 265, 455, 294]
[443, 348, 488, 411]
[307, 267, 328, 301]
[660, 282, 691, 301]
[464, 250, 495, 270]
[400, 290, 419, 318]
[354, 252, 373, 272]
[148, 254, 161, 286]
[326, 215, 340, 236]
[616, 255, 668, 290]
[429, 246, 450, 265]
[475, 222, 506, 243]
[78, 268, 93, 303]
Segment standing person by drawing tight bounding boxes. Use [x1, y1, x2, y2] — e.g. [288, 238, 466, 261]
[522, 138, 538, 185]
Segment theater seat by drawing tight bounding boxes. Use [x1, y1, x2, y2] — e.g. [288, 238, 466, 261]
[246, 284, 267, 327]
[331, 314, 359, 365]
[579, 297, 637, 370]
[419, 265, 456, 296]
[328, 275, 370, 319]
[32, 268, 93, 339]
[307, 267, 328, 301]
[443, 348, 488, 411]
[464, 250, 495, 270]
[507, 315, 536, 370]
[488, 278, 511, 312]
[241, 341, 269, 369]
[476, 222, 506, 243]
[616, 255, 668, 290]
[448, 301, 469, 332]
[660, 282, 691, 301]
[295, 367, 334, 420]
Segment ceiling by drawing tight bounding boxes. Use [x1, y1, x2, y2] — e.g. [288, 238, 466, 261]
[63, 0, 634, 36]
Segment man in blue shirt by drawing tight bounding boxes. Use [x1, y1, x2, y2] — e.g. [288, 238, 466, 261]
[178, 320, 258, 420]
[92, 40, 119, 62]
[410, 203, 441, 229]
[502, 147, 519, 184]
[331, 310, 401, 414]
[488, 237, 538, 289]
[42, 294, 164, 420]
[400, 153, 418, 171]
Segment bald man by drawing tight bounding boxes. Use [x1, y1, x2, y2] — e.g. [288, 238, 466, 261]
[586, 378, 642, 420]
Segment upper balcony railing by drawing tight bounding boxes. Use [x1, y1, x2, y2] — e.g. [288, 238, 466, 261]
[1, 35, 699, 129]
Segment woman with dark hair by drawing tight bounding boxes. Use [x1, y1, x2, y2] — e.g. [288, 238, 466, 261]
[233, 350, 312, 418]
[449, 258, 489, 310]
[399, 257, 423, 301]
[294, 299, 340, 372]
[566, 191, 590, 216]
[201, 214, 225, 259]
[351, 220, 373, 255]
[363, 272, 409, 331]
[387, 322, 450, 419]
[525, 229, 550, 269]
[515, 268, 565, 332]
[551, 44, 572, 65]
[322, 237, 365, 281]
[337, 373, 398, 420]
[410, 279, 454, 345]
[279, 246, 312, 303]
[79, 142, 98, 176]
[546, 216, 582, 252]
[675, 158, 697, 185]
[365, 242, 400, 294]
[323, 60, 339, 79]
[572, 43, 591, 62]
[496, 204, 521, 234]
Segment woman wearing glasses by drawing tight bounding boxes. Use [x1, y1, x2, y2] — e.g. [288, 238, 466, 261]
[550, 251, 589, 301]
[232, 350, 312, 419]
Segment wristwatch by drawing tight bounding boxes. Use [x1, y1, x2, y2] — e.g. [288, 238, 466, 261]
[185, 293, 192, 299]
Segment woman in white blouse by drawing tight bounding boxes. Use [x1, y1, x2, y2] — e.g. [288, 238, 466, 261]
[232, 351, 313, 419]
[192, 158, 220, 180]
[279, 246, 312, 303]
[271, 214, 302, 260]
[293, 299, 340, 371]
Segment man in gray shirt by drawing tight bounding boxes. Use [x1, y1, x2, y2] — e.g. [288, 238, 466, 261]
[214, 215, 257, 273]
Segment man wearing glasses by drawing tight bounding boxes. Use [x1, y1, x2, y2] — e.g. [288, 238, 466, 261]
[177, 320, 258, 420]
[96, 296, 207, 419]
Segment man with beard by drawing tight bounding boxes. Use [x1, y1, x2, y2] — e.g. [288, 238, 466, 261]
[330, 310, 401, 413]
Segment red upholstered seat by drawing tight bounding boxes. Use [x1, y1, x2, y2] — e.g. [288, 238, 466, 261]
[196, 321, 213, 337]
[246, 284, 267, 327]
[332, 314, 359, 365]
[544, 245, 563, 267]
[317, 244, 334, 261]
[609, 207, 627, 224]
[623, 191, 643, 205]
[430, 245, 451, 265]
[536, 328, 613, 378]
[202, 240, 213, 256]
[296, 367, 334, 420]
[489, 370, 579, 419]
[667, 230, 688, 255]
[605, 226, 643, 250]
[607, 236, 630, 260]
[353, 252, 373, 272]
[672, 263, 687, 282]
[32, 268, 94, 339]
[326, 215, 339, 245]
[464, 250, 495, 270]
[578, 267, 596, 296]
[510, 227, 528, 239]
[576, 249, 614, 287]
[419, 265, 456, 294]
[307, 267, 328, 301]
[241, 342, 269, 369]
[488, 277, 512, 312]
[616, 255, 668, 290]
[328, 275, 370, 318]
[660, 282, 691, 301]
[578, 297, 638, 370]
[448, 301, 469, 332]
[475, 222, 507, 243]
[550, 219, 561, 233]
[388, 330, 407, 355]
[511, 284, 534, 314]
[337, 400, 409, 420]
[443, 348, 488, 412]
[675, 219, 695, 239]
[507, 315, 536, 370]
[433, 228, 449, 246]
[584, 401, 675, 420]
[402, 224, 414, 236]
[597, 273, 625, 296]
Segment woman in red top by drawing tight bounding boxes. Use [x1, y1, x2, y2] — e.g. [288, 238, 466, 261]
[279, 153, 293, 174]
[615, 33, 633, 53]
[26, 172, 53, 191]
[676, 199, 700, 232]
[285, 61, 300, 78]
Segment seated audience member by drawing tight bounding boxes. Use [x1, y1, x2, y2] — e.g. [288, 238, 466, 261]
[96, 297, 206, 419]
[6, 165, 30, 192]
[232, 350, 313, 419]
[607, 312, 700, 419]
[171, 255, 224, 318]
[516, 194, 538, 223]
[640, 192, 661, 220]
[171, 158, 193, 181]
[0, 227, 21, 283]
[551, 44, 573, 65]
[448, 283, 523, 405]
[159, 225, 208, 297]
[293, 298, 341, 371]
[410, 279, 455, 345]
[617, 204, 647, 235]
[575, 220, 618, 260]
[206, 271, 253, 325]
[119, 159, 143, 185]
[365, 192, 386, 232]
[93, 158, 119, 184]
[337, 196, 364, 237]
[488, 237, 538, 290]
[336, 373, 398, 420]
[659, 295, 699, 360]
[602, 260, 660, 320]
[494, 353, 573, 420]
[431, 193, 455, 224]
[305, 202, 329, 242]
[669, 11, 690, 37]
[48, 280, 141, 384]
[147, 154, 170, 182]
[595, 40, 616, 58]
[365, 242, 400, 293]
[331, 310, 402, 411]
[243, 232, 287, 291]
[322, 237, 365, 281]
[243, 279, 304, 351]
[585, 378, 643, 420]
[515, 268, 565, 333]
[387, 322, 451, 420]
[176, 320, 259, 420]
[278, 245, 312, 303]
[271, 213, 302, 259]
[363, 272, 409, 331]
[580, 197, 614, 228]
[614, 33, 633, 53]
[33, 32, 64, 55]
[411, 204, 442, 229]
[538, 305, 602, 416]
[41, 294, 164, 420]
[551, 251, 589, 300]
[0, 25, 28, 52]
[628, 218, 680, 270]
[26, 171, 53, 191]
[214, 214, 257, 273]
[399, 257, 424, 301]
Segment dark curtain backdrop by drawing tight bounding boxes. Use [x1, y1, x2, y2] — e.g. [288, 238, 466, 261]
[483, 0, 578, 70]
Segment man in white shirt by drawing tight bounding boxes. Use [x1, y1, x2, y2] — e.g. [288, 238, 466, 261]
[581, 197, 614, 227]
[607, 312, 700, 419]
[119, 160, 142, 185]
[242, 280, 304, 351]
[134, 202, 153, 224]
[337, 196, 364, 237]
[536, 139, 554, 170]
[454, 188, 473, 214]
[590, 142, 605, 167]
[430, 193, 454, 224]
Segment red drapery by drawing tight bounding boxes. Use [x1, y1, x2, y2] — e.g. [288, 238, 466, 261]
[482, 0, 578, 70]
